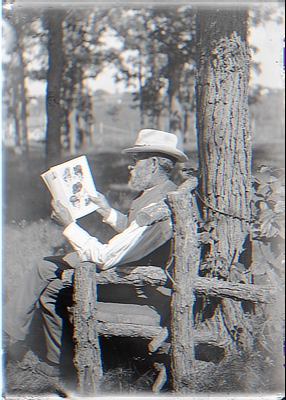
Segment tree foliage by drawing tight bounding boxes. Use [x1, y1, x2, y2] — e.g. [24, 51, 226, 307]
[2, 4, 283, 155]
[108, 6, 196, 137]
[59, 9, 115, 152]
[2, 9, 44, 152]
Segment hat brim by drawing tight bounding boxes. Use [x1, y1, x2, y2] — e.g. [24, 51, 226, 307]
[121, 145, 189, 163]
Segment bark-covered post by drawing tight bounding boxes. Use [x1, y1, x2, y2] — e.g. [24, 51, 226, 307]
[167, 177, 201, 393]
[73, 264, 103, 395]
[196, 7, 253, 352]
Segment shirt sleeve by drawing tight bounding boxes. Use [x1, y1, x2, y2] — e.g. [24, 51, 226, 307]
[103, 208, 118, 227]
[117, 218, 173, 266]
[102, 208, 128, 233]
[63, 221, 148, 270]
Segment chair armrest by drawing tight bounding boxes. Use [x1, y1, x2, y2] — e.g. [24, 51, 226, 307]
[95, 266, 168, 286]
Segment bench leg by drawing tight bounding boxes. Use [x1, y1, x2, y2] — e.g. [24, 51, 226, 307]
[148, 327, 169, 353]
[73, 264, 103, 395]
[152, 362, 168, 393]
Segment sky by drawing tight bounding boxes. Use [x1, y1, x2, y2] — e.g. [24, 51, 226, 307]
[249, 19, 285, 89]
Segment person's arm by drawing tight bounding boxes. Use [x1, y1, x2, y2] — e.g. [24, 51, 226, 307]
[51, 200, 146, 269]
[63, 220, 149, 270]
[51, 200, 172, 271]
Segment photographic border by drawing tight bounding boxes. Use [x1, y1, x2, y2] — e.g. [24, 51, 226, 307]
[1, 0, 285, 398]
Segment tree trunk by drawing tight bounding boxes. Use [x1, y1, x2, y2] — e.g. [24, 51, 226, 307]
[11, 85, 20, 148]
[18, 55, 28, 152]
[44, 10, 65, 167]
[66, 63, 82, 154]
[7, 18, 28, 153]
[10, 54, 22, 150]
[196, 7, 253, 353]
[168, 62, 184, 149]
[138, 48, 146, 127]
[68, 108, 77, 155]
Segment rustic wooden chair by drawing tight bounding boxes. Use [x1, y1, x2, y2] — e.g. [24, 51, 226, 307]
[70, 177, 274, 395]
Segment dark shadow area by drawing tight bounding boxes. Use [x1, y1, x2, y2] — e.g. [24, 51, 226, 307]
[100, 336, 151, 373]
[100, 336, 171, 393]
[193, 296, 221, 324]
[195, 344, 225, 364]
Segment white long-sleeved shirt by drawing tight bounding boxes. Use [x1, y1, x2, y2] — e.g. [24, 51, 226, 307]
[63, 220, 148, 270]
[63, 180, 177, 270]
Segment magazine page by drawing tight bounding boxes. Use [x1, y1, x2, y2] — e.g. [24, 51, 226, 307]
[42, 155, 99, 220]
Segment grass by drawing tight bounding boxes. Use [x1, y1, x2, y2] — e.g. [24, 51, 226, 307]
[4, 350, 68, 398]
[3, 220, 66, 302]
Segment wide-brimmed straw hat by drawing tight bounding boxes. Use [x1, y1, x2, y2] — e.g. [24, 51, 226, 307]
[121, 129, 189, 163]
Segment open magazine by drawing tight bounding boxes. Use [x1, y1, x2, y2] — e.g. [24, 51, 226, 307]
[41, 155, 99, 220]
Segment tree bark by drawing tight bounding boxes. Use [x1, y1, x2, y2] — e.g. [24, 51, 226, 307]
[194, 277, 273, 303]
[196, 7, 253, 353]
[168, 61, 184, 149]
[196, 8, 251, 261]
[44, 10, 65, 167]
[67, 63, 81, 154]
[18, 51, 28, 152]
[11, 84, 20, 148]
[6, 17, 28, 153]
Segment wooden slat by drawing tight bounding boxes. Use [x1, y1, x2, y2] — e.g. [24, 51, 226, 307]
[95, 266, 168, 286]
[97, 321, 221, 347]
[193, 276, 274, 304]
[97, 321, 164, 339]
[95, 268, 274, 304]
[96, 302, 161, 326]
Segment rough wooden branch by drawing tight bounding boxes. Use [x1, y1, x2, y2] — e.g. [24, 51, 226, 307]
[73, 264, 102, 395]
[152, 364, 168, 394]
[96, 302, 161, 327]
[193, 277, 274, 304]
[88, 320, 221, 347]
[97, 321, 164, 340]
[94, 267, 274, 303]
[95, 266, 168, 286]
[148, 327, 169, 353]
[136, 200, 171, 226]
[167, 178, 201, 393]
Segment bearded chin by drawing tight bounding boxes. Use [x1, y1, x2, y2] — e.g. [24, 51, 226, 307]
[129, 175, 149, 191]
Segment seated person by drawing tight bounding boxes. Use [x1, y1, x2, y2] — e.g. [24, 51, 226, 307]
[4, 129, 189, 377]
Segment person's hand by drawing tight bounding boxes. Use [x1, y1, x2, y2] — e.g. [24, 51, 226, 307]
[51, 200, 73, 228]
[89, 192, 112, 220]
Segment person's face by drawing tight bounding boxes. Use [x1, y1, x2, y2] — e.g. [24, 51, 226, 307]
[75, 172, 83, 181]
[128, 154, 154, 191]
[74, 200, 81, 208]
